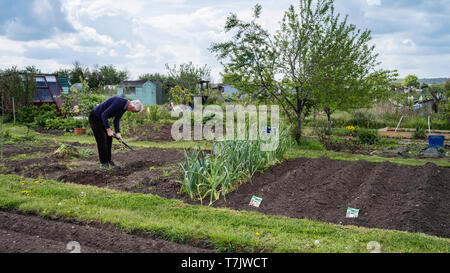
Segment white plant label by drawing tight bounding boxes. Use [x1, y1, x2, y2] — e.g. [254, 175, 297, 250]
[66, 241, 81, 253]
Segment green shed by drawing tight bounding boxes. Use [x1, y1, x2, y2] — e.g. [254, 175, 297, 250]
[59, 77, 70, 94]
[117, 80, 168, 106]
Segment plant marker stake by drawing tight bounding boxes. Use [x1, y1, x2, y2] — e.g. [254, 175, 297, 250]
[395, 116, 403, 132]
[428, 116, 431, 134]
[12, 97, 15, 124]
[249, 196, 263, 208]
[346, 207, 360, 218]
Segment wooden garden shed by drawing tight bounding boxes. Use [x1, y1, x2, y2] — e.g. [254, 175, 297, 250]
[117, 80, 168, 106]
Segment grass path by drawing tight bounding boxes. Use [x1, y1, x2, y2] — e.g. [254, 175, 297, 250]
[3, 124, 449, 167]
[0, 175, 449, 253]
[286, 149, 450, 167]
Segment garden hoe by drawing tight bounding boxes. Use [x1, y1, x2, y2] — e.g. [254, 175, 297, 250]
[113, 133, 134, 151]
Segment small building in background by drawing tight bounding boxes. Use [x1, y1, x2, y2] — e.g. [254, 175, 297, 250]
[0, 73, 65, 111]
[58, 77, 70, 95]
[33, 74, 64, 110]
[116, 80, 168, 106]
[223, 84, 239, 96]
[71, 83, 83, 92]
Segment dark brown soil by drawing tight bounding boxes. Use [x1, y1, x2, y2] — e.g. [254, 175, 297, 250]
[33, 128, 66, 136]
[3, 140, 449, 239]
[1, 142, 59, 158]
[322, 138, 370, 154]
[126, 124, 224, 143]
[58, 148, 184, 191]
[127, 124, 176, 142]
[0, 211, 211, 253]
[212, 157, 450, 238]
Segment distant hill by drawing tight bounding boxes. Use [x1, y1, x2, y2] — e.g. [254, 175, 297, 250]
[418, 78, 449, 84]
[394, 78, 449, 84]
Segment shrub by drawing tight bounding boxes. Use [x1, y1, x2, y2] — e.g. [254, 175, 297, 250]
[59, 118, 83, 132]
[168, 85, 194, 105]
[121, 105, 173, 133]
[33, 104, 58, 128]
[350, 111, 376, 128]
[297, 138, 325, 151]
[44, 118, 62, 130]
[413, 127, 427, 139]
[44, 118, 82, 132]
[17, 105, 39, 124]
[1, 112, 14, 123]
[357, 130, 379, 145]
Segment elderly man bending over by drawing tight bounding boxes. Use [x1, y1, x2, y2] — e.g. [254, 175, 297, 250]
[89, 97, 143, 169]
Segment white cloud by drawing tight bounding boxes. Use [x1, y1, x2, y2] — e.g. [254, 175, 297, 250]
[366, 0, 381, 6]
[144, 7, 224, 37]
[1, 0, 448, 80]
[152, 0, 185, 3]
[0, 36, 26, 53]
[32, 0, 54, 17]
[61, 0, 144, 20]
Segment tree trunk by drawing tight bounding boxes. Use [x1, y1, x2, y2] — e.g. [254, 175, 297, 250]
[296, 113, 302, 142]
[324, 107, 332, 135]
[295, 98, 304, 143]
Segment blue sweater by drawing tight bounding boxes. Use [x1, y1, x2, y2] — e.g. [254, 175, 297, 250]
[93, 97, 129, 133]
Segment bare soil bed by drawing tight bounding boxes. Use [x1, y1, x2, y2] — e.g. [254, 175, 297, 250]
[33, 128, 67, 136]
[127, 124, 175, 142]
[2, 142, 60, 158]
[3, 141, 449, 238]
[127, 124, 225, 143]
[212, 157, 450, 238]
[0, 211, 211, 253]
[322, 139, 371, 154]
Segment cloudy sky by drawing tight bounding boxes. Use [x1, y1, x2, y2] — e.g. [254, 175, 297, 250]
[0, 0, 449, 81]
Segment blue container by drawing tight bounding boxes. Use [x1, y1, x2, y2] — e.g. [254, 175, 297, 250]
[428, 135, 445, 148]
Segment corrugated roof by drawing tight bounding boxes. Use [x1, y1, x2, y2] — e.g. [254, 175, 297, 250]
[119, 80, 149, 87]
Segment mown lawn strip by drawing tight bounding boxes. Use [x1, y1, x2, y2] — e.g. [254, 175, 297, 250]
[0, 175, 448, 253]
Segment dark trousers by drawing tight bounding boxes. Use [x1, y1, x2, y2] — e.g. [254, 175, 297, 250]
[89, 111, 112, 164]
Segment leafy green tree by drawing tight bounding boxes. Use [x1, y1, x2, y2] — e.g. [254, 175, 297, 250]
[65, 62, 128, 90]
[402, 75, 420, 88]
[139, 73, 172, 95]
[211, 0, 395, 141]
[68, 61, 89, 85]
[166, 62, 211, 96]
[68, 78, 106, 128]
[54, 69, 71, 79]
[139, 73, 169, 82]
[445, 80, 450, 92]
[310, 11, 396, 131]
[23, 65, 41, 74]
[95, 65, 128, 87]
[427, 84, 446, 113]
[0, 67, 36, 111]
[168, 85, 194, 105]
[443, 80, 450, 123]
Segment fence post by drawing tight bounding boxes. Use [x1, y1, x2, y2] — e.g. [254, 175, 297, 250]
[12, 97, 16, 124]
[395, 116, 404, 132]
[428, 116, 431, 134]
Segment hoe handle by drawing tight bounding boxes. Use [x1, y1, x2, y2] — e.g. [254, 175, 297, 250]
[113, 133, 134, 151]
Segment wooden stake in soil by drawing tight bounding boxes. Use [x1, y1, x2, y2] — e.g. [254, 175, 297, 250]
[1, 94, 3, 161]
[12, 97, 15, 124]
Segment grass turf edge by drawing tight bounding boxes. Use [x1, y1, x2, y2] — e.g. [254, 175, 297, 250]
[0, 174, 449, 253]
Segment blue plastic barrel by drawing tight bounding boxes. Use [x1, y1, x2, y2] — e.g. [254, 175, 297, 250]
[428, 135, 445, 147]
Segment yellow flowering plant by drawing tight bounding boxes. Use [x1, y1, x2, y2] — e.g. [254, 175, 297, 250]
[21, 191, 31, 196]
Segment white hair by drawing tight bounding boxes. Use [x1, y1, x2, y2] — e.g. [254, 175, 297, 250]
[130, 100, 143, 112]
